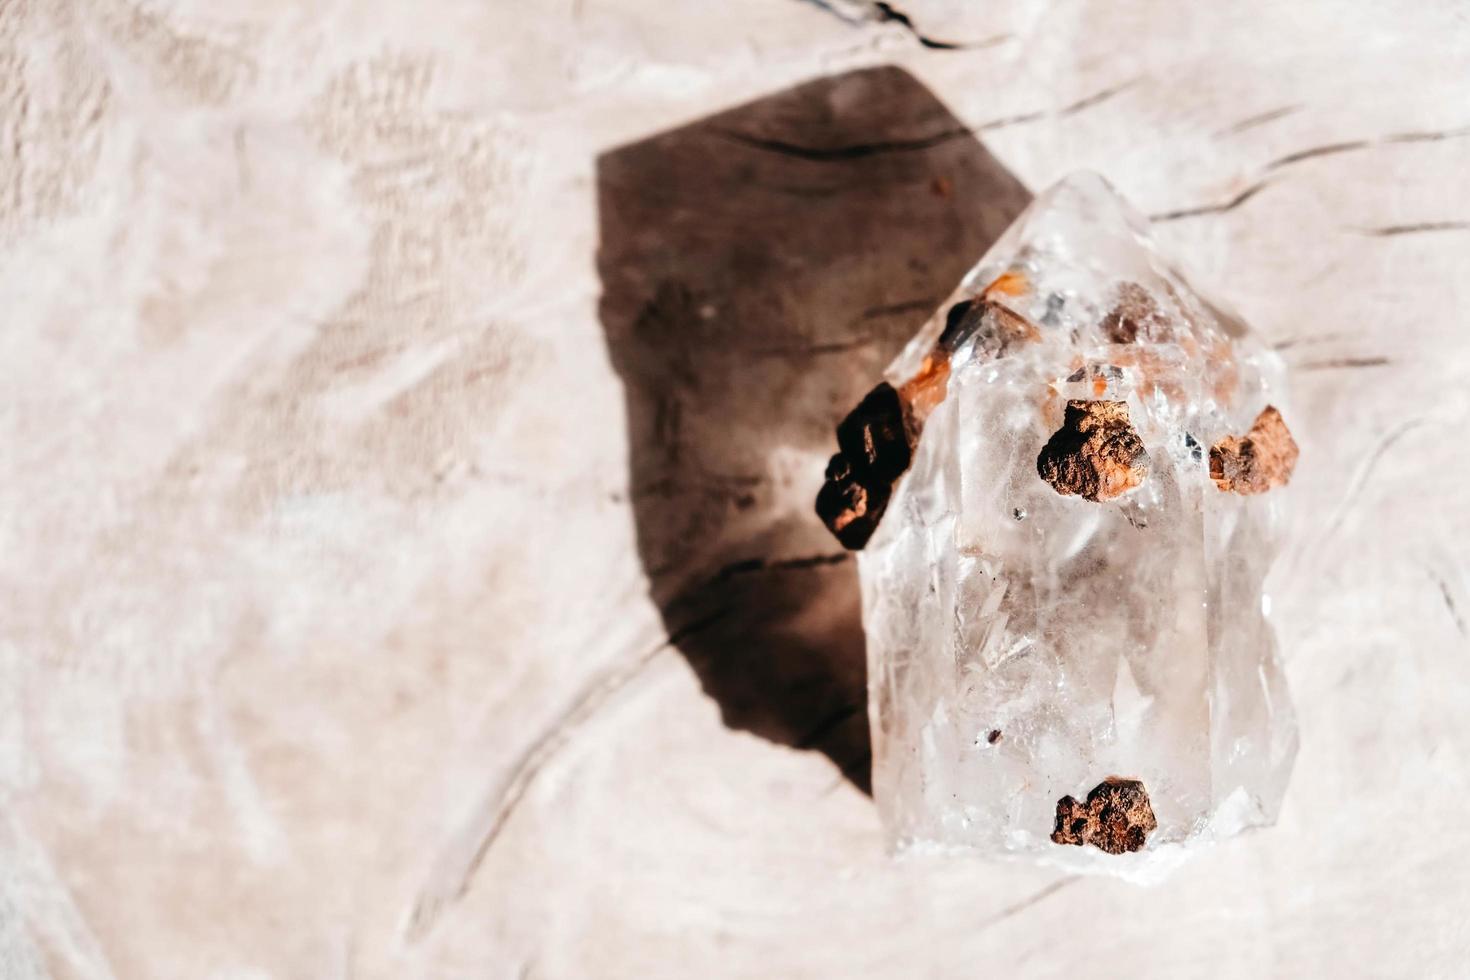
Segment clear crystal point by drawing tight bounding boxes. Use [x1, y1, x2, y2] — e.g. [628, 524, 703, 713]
[859, 172, 1297, 878]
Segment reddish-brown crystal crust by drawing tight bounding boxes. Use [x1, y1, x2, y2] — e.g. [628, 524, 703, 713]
[815, 382, 915, 549]
[1051, 777, 1158, 854]
[1037, 400, 1150, 502]
[1210, 405, 1299, 494]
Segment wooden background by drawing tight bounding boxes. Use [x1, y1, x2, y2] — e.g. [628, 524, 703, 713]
[3, 1, 1468, 976]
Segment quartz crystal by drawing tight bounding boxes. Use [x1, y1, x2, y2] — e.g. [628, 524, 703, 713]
[821, 173, 1298, 878]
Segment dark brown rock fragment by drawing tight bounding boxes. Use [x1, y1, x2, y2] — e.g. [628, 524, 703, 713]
[1051, 777, 1158, 854]
[1037, 400, 1150, 502]
[816, 382, 915, 549]
[816, 454, 892, 550]
[835, 382, 914, 483]
[1210, 405, 1299, 494]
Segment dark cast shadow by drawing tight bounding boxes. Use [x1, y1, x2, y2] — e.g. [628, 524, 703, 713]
[596, 66, 1031, 794]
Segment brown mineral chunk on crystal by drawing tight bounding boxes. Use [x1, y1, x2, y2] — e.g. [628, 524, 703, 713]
[1051, 777, 1158, 854]
[1037, 399, 1150, 502]
[816, 453, 892, 550]
[1210, 405, 1299, 494]
[816, 382, 915, 549]
[835, 382, 914, 483]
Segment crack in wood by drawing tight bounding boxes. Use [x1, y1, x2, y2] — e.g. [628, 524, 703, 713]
[403, 543, 859, 939]
[1273, 331, 1344, 351]
[1153, 124, 1470, 224]
[1265, 139, 1373, 169]
[862, 297, 938, 320]
[403, 606, 731, 941]
[711, 124, 974, 162]
[704, 552, 849, 589]
[1215, 104, 1303, 136]
[1355, 221, 1470, 237]
[975, 877, 1078, 932]
[748, 337, 876, 358]
[1430, 570, 1468, 638]
[710, 79, 1135, 162]
[1321, 418, 1427, 541]
[975, 79, 1139, 133]
[1149, 179, 1272, 222]
[1265, 125, 1470, 171]
[800, 0, 1011, 50]
[873, 2, 1010, 50]
[1295, 355, 1393, 371]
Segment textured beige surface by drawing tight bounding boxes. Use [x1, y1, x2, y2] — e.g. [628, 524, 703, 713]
[3, 1, 1469, 977]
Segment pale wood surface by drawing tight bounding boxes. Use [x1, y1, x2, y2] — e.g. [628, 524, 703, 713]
[3, 1, 1469, 977]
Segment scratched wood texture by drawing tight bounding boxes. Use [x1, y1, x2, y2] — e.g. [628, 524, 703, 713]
[3, 1, 1469, 977]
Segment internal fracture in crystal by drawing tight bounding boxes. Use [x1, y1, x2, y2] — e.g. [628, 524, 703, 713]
[816, 173, 1299, 877]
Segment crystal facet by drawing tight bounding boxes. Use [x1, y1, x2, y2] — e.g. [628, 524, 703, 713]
[844, 173, 1298, 878]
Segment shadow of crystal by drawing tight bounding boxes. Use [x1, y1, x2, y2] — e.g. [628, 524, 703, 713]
[595, 66, 1031, 794]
